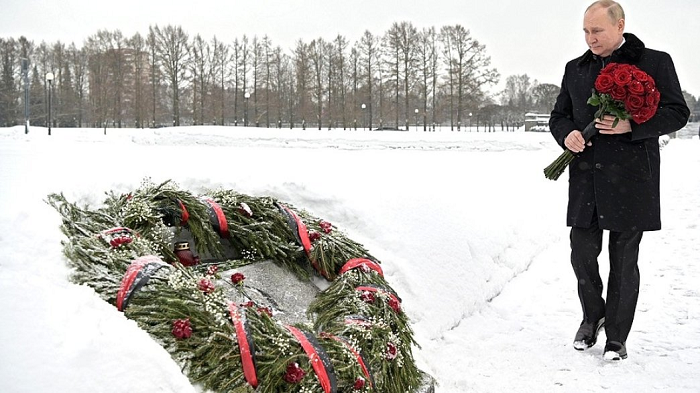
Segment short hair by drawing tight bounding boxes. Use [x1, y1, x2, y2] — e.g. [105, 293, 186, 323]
[586, 1, 625, 23]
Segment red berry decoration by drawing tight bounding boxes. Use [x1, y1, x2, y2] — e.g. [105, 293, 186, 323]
[257, 306, 273, 317]
[353, 377, 366, 390]
[197, 278, 215, 294]
[231, 272, 245, 285]
[360, 291, 375, 304]
[172, 318, 192, 339]
[319, 220, 333, 234]
[283, 362, 306, 384]
[386, 342, 398, 360]
[388, 297, 402, 313]
[309, 231, 321, 242]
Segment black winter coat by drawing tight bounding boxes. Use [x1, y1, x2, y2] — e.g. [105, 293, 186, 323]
[550, 33, 689, 232]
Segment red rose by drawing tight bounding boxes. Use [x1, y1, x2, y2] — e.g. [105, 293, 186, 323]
[625, 94, 645, 111]
[610, 85, 627, 101]
[360, 290, 375, 304]
[231, 272, 245, 285]
[613, 67, 632, 86]
[319, 220, 333, 234]
[388, 296, 402, 313]
[172, 318, 192, 339]
[646, 90, 660, 107]
[632, 106, 655, 124]
[632, 69, 649, 82]
[386, 342, 398, 360]
[283, 362, 306, 384]
[627, 80, 645, 95]
[309, 231, 321, 242]
[644, 80, 656, 93]
[353, 377, 366, 390]
[594, 74, 615, 93]
[257, 306, 273, 317]
[600, 63, 618, 74]
[198, 278, 215, 293]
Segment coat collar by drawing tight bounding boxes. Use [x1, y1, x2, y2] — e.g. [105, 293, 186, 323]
[577, 33, 645, 65]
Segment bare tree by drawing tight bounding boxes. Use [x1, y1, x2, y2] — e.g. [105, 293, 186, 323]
[211, 36, 229, 125]
[261, 35, 274, 128]
[86, 32, 110, 127]
[127, 33, 147, 128]
[417, 27, 437, 130]
[349, 45, 359, 129]
[272, 46, 292, 127]
[309, 38, 326, 129]
[501, 74, 533, 109]
[146, 28, 160, 127]
[333, 35, 348, 129]
[531, 82, 560, 114]
[293, 39, 311, 128]
[397, 22, 419, 130]
[191, 34, 213, 125]
[237, 35, 250, 126]
[383, 24, 402, 128]
[151, 25, 190, 126]
[440, 25, 498, 130]
[358, 30, 379, 130]
[325, 39, 334, 129]
[251, 36, 263, 126]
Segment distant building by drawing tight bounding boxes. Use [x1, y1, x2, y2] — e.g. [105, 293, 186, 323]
[524, 112, 550, 132]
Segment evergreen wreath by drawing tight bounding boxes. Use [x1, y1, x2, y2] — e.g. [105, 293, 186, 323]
[47, 179, 423, 392]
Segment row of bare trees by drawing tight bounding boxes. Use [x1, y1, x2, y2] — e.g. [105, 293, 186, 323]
[1, 22, 571, 131]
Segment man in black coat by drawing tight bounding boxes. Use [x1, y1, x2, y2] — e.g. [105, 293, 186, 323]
[549, 0, 689, 361]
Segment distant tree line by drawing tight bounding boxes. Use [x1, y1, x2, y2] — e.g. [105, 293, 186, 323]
[9, 22, 693, 131]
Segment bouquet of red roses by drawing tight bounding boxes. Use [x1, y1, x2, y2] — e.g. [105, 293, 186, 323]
[544, 63, 661, 180]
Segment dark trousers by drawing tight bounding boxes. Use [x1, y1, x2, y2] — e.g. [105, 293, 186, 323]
[570, 219, 643, 344]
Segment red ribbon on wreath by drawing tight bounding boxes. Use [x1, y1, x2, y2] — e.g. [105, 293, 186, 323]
[323, 333, 374, 389]
[116, 256, 168, 311]
[228, 302, 259, 388]
[285, 325, 337, 393]
[276, 203, 330, 279]
[177, 199, 190, 226]
[202, 197, 229, 238]
[339, 258, 384, 277]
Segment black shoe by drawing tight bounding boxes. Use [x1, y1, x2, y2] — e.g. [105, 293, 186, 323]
[603, 341, 627, 361]
[573, 317, 605, 350]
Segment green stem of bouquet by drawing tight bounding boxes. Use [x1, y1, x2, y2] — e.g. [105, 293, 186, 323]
[543, 149, 575, 181]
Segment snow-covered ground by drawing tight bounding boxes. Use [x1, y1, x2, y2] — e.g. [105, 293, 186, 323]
[0, 124, 698, 392]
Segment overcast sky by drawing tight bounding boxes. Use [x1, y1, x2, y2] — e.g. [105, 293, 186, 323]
[1, 0, 698, 98]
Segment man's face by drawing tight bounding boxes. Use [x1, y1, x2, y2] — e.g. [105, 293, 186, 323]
[583, 6, 624, 58]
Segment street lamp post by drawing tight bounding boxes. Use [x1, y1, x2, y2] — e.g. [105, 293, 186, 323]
[361, 103, 366, 130]
[414, 108, 419, 132]
[244, 91, 250, 127]
[46, 72, 54, 136]
[469, 112, 473, 131]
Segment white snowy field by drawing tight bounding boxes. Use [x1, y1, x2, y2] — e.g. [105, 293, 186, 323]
[0, 124, 698, 393]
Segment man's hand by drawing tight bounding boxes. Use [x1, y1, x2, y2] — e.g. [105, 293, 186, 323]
[565, 130, 588, 153]
[596, 114, 632, 135]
